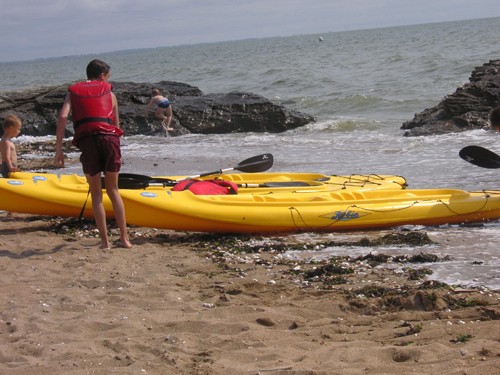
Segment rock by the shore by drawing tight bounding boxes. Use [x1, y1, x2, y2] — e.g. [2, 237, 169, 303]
[401, 59, 500, 136]
[0, 81, 315, 137]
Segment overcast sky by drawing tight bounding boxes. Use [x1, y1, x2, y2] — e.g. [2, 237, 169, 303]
[1, 0, 499, 63]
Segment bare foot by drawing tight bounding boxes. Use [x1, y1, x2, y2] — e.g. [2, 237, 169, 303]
[119, 236, 133, 249]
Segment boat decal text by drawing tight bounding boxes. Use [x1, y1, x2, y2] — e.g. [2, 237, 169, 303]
[323, 210, 366, 221]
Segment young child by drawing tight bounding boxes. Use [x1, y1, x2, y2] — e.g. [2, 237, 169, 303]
[1, 114, 22, 178]
[145, 88, 173, 135]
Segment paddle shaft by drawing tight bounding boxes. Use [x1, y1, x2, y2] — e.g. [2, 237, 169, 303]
[189, 166, 238, 179]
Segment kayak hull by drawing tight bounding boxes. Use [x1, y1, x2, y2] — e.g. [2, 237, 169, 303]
[118, 188, 500, 233]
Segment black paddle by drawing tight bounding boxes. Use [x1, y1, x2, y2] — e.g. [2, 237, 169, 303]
[101, 174, 174, 189]
[459, 145, 500, 169]
[117, 173, 175, 187]
[112, 154, 274, 189]
[177, 153, 274, 181]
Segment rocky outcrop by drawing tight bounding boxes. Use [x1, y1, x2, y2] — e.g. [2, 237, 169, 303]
[0, 81, 315, 137]
[401, 59, 500, 136]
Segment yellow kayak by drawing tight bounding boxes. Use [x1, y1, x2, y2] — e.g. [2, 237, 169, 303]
[0, 171, 406, 221]
[117, 188, 500, 233]
[8, 171, 408, 192]
[1, 172, 500, 233]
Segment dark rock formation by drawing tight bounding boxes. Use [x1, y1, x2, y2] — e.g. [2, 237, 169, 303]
[172, 92, 311, 134]
[401, 59, 500, 136]
[0, 81, 315, 137]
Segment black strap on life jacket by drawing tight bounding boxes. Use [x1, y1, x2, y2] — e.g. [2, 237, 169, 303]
[74, 117, 113, 128]
[178, 180, 198, 191]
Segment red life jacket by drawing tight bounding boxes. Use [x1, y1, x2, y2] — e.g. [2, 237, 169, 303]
[69, 81, 123, 146]
[171, 179, 238, 195]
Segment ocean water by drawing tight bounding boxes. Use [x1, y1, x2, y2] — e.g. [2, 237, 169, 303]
[1, 17, 500, 289]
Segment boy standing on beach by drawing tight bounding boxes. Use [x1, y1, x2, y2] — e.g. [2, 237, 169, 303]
[144, 88, 173, 135]
[1, 114, 22, 178]
[54, 59, 132, 250]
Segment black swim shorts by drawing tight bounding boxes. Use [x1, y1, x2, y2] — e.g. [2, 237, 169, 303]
[78, 134, 122, 176]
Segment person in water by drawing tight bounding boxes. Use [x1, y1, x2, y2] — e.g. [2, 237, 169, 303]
[1, 114, 22, 178]
[490, 105, 500, 131]
[54, 59, 132, 250]
[145, 88, 173, 135]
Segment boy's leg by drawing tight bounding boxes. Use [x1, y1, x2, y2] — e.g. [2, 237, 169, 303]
[104, 171, 132, 248]
[86, 173, 110, 249]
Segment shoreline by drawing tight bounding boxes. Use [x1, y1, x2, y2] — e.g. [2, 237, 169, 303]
[0, 213, 499, 374]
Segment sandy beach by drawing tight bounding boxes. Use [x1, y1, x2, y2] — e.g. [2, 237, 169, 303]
[0, 143, 499, 374]
[1, 211, 499, 375]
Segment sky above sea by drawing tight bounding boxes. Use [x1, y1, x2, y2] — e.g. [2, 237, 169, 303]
[1, 0, 499, 63]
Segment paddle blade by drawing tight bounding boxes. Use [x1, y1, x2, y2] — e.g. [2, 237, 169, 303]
[459, 145, 500, 169]
[118, 173, 175, 185]
[103, 173, 175, 189]
[235, 153, 274, 173]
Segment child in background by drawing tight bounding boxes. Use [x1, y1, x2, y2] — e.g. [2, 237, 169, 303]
[145, 88, 173, 135]
[1, 114, 22, 178]
[490, 105, 500, 131]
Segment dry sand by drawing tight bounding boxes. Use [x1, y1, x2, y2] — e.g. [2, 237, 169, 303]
[0, 212, 499, 375]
